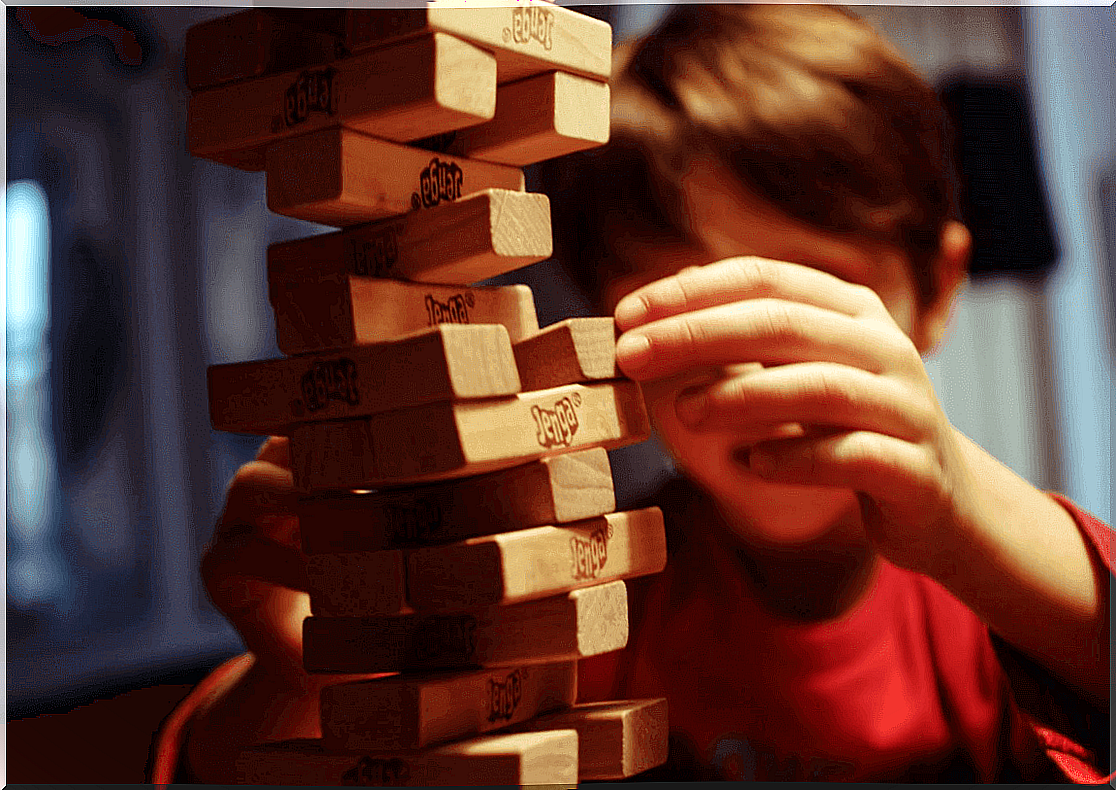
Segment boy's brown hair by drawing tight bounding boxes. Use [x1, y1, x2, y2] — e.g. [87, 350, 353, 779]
[548, 4, 961, 307]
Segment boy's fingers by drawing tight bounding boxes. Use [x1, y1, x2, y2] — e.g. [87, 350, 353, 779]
[743, 430, 940, 502]
[614, 256, 882, 330]
[221, 460, 297, 524]
[202, 531, 309, 599]
[256, 435, 292, 469]
[616, 299, 909, 381]
[675, 362, 932, 441]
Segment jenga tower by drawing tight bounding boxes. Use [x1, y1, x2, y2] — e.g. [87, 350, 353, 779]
[188, 4, 669, 785]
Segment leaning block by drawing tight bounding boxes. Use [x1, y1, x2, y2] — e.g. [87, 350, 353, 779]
[320, 662, 577, 751]
[342, 3, 612, 84]
[303, 580, 628, 670]
[190, 33, 497, 170]
[271, 278, 539, 355]
[184, 9, 341, 92]
[407, 507, 666, 609]
[266, 128, 525, 226]
[514, 317, 618, 391]
[299, 448, 615, 554]
[207, 324, 520, 435]
[510, 699, 669, 781]
[448, 71, 610, 166]
[267, 189, 551, 285]
[289, 380, 649, 490]
[307, 549, 412, 617]
[235, 730, 578, 786]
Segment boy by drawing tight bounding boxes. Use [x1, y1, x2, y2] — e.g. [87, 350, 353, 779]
[158, 6, 1111, 782]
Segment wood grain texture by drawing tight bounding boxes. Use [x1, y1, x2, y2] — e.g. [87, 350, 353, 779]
[341, 3, 612, 83]
[514, 317, 618, 391]
[299, 447, 614, 554]
[207, 324, 520, 435]
[303, 580, 627, 670]
[449, 71, 610, 166]
[271, 278, 539, 356]
[267, 188, 551, 286]
[190, 33, 495, 170]
[265, 128, 524, 227]
[319, 662, 577, 751]
[184, 9, 341, 92]
[509, 699, 669, 780]
[306, 549, 413, 617]
[235, 730, 578, 786]
[406, 507, 666, 609]
[288, 380, 649, 491]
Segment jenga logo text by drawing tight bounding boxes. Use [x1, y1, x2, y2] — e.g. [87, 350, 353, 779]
[283, 68, 337, 127]
[424, 293, 472, 326]
[570, 526, 610, 580]
[412, 158, 463, 210]
[412, 616, 478, 662]
[383, 499, 444, 543]
[505, 6, 554, 50]
[340, 756, 410, 786]
[487, 669, 524, 722]
[348, 225, 400, 277]
[297, 358, 359, 414]
[531, 395, 580, 448]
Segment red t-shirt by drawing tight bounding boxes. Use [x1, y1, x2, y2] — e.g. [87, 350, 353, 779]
[151, 489, 1112, 783]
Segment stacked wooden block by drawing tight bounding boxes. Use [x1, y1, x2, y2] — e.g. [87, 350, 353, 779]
[188, 4, 669, 786]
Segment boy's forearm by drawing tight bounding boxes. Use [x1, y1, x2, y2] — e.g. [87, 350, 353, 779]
[926, 429, 1109, 705]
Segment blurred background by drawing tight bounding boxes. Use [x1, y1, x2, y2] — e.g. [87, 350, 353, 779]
[6, 0, 1113, 763]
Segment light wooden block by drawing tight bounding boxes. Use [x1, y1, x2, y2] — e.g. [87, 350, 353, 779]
[341, 3, 612, 84]
[307, 549, 412, 617]
[267, 188, 550, 286]
[299, 448, 614, 554]
[271, 278, 539, 356]
[184, 9, 341, 92]
[191, 33, 496, 171]
[235, 730, 578, 786]
[207, 324, 520, 435]
[514, 317, 618, 391]
[289, 380, 649, 490]
[448, 71, 610, 166]
[510, 699, 669, 780]
[320, 662, 577, 751]
[266, 128, 525, 227]
[303, 580, 628, 670]
[407, 508, 666, 609]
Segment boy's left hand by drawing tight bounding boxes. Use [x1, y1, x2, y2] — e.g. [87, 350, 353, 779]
[613, 255, 975, 575]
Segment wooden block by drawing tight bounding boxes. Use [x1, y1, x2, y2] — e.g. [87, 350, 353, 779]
[514, 317, 618, 391]
[190, 33, 497, 170]
[299, 448, 614, 554]
[303, 580, 628, 671]
[341, 3, 612, 84]
[307, 549, 412, 617]
[235, 730, 578, 786]
[184, 9, 342, 92]
[320, 662, 577, 751]
[207, 324, 520, 435]
[271, 278, 539, 356]
[509, 699, 669, 780]
[289, 380, 649, 490]
[266, 128, 525, 227]
[407, 508, 666, 609]
[267, 189, 551, 286]
[448, 71, 610, 166]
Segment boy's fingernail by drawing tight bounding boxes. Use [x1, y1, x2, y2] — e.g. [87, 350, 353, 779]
[675, 390, 708, 426]
[615, 333, 652, 373]
[614, 296, 648, 328]
[748, 448, 776, 476]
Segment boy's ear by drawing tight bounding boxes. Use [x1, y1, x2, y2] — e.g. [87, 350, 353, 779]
[912, 220, 970, 353]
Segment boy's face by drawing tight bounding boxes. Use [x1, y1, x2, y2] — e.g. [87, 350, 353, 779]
[603, 157, 959, 546]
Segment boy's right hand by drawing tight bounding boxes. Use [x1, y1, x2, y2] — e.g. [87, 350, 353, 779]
[201, 435, 311, 681]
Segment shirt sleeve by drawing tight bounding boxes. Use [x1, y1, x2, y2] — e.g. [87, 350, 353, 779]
[147, 653, 254, 784]
[991, 494, 1112, 784]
